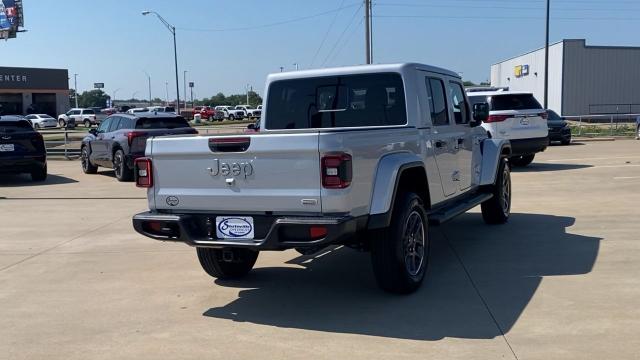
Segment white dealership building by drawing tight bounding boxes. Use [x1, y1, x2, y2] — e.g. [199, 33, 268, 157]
[491, 39, 640, 116]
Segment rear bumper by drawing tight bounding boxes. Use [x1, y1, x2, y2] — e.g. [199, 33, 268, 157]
[510, 136, 548, 156]
[132, 211, 360, 250]
[0, 156, 46, 174]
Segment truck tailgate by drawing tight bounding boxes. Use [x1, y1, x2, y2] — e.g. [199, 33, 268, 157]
[150, 133, 322, 213]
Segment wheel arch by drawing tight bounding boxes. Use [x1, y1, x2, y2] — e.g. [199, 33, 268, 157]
[368, 153, 430, 230]
[479, 138, 511, 186]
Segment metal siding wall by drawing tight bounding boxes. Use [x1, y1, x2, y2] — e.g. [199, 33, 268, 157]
[490, 42, 564, 113]
[562, 40, 640, 116]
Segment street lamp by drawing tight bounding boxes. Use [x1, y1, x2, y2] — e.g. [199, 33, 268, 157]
[73, 73, 79, 108]
[183, 70, 188, 110]
[144, 71, 152, 106]
[165, 82, 169, 105]
[142, 10, 180, 112]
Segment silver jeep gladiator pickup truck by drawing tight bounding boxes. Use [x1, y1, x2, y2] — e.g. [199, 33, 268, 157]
[132, 63, 512, 294]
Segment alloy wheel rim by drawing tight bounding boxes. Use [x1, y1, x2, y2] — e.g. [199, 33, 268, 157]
[114, 153, 122, 177]
[403, 210, 425, 276]
[81, 149, 88, 170]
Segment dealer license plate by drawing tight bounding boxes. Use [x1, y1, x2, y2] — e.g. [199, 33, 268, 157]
[215, 216, 255, 240]
[0, 144, 15, 152]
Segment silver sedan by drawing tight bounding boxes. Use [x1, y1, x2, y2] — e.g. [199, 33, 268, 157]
[25, 114, 58, 129]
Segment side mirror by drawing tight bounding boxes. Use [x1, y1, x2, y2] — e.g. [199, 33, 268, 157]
[89, 128, 98, 136]
[247, 123, 256, 130]
[472, 103, 489, 126]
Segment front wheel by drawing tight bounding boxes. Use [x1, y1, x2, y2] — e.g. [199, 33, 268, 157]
[510, 154, 535, 167]
[197, 248, 259, 279]
[371, 192, 429, 294]
[81, 146, 98, 174]
[481, 158, 511, 224]
[84, 120, 91, 128]
[58, 119, 66, 128]
[113, 149, 133, 182]
[228, 114, 235, 121]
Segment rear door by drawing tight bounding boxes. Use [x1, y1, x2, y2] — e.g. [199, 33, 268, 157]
[446, 80, 475, 191]
[90, 117, 113, 165]
[490, 94, 547, 140]
[150, 133, 322, 213]
[424, 75, 458, 198]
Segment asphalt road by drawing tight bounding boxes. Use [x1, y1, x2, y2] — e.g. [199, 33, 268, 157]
[1, 140, 639, 359]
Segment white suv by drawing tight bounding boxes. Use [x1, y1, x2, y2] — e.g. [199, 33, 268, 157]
[467, 91, 548, 166]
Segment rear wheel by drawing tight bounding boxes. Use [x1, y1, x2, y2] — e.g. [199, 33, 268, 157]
[481, 158, 511, 224]
[561, 138, 571, 145]
[113, 149, 133, 182]
[81, 146, 98, 174]
[510, 154, 535, 167]
[58, 119, 66, 128]
[31, 163, 47, 182]
[84, 119, 91, 128]
[197, 248, 259, 279]
[229, 114, 235, 121]
[371, 192, 429, 294]
[33, 123, 40, 130]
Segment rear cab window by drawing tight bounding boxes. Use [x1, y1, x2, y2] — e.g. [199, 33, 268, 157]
[135, 117, 190, 129]
[265, 72, 406, 129]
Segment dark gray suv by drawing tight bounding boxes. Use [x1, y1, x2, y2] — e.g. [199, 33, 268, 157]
[80, 113, 197, 181]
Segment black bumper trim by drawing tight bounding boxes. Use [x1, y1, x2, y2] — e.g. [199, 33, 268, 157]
[510, 136, 549, 156]
[132, 212, 359, 250]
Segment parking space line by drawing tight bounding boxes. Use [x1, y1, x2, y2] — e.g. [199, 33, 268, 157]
[440, 230, 520, 360]
[614, 176, 640, 180]
[546, 156, 640, 162]
[0, 215, 132, 273]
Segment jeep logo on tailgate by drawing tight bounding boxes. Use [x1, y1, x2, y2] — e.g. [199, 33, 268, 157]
[208, 159, 254, 178]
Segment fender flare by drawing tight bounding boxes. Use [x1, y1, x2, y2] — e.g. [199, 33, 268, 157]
[367, 152, 426, 230]
[479, 138, 512, 186]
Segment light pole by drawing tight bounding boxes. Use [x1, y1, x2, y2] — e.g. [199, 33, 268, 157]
[279, 66, 284, 72]
[73, 73, 79, 108]
[144, 71, 152, 106]
[165, 82, 169, 105]
[142, 11, 180, 112]
[112, 88, 121, 108]
[183, 70, 188, 110]
[293, 63, 299, 71]
[245, 84, 250, 105]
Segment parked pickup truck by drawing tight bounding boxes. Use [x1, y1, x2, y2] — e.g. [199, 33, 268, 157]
[132, 63, 512, 294]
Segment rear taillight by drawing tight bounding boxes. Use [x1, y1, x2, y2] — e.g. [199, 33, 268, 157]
[321, 153, 352, 189]
[539, 112, 548, 120]
[486, 114, 510, 123]
[135, 157, 153, 188]
[127, 131, 148, 146]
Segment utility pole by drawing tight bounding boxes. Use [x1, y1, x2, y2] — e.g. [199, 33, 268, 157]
[543, 0, 550, 109]
[293, 63, 299, 71]
[165, 82, 169, 105]
[246, 84, 250, 105]
[73, 73, 79, 108]
[183, 70, 188, 110]
[365, 0, 372, 64]
[190, 85, 193, 108]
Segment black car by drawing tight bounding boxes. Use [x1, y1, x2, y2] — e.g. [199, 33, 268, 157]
[547, 110, 571, 145]
[80, 113, 197, 181]
[0, 116, 47, 181]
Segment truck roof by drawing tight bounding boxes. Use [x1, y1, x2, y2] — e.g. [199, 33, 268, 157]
[467, 91, 534, 97]
[267, 63, 460, 82]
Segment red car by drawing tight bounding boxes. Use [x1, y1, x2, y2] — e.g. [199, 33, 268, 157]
[193, 106, 220, 120]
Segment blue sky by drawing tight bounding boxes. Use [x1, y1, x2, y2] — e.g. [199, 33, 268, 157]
[2, 0, 640, 101]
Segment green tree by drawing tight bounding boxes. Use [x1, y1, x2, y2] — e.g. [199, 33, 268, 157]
[78, 90, 110, 108]
[463, 81, 477, 87]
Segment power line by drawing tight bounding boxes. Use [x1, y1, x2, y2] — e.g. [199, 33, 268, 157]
[176, 3, 360, 32]
[329, 17, 365, 65]
[321, 3, 364, 66]
[374, 14, 640, 21]
[310, 0, 348, 68]
[375, 3, 640, 11]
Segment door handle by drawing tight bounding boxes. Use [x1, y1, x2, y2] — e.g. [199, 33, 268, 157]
[435, 140, 447, 148]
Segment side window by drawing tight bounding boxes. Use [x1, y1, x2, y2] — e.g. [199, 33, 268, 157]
[116, 117, 132, 130]
[425, 77, 449, 126]
[97, 118, 112, 133]
[448, 82, 470, 125]
[108, 117, 122, 132]
[25, 115, 35, 120]
[72, 110, 81, 115]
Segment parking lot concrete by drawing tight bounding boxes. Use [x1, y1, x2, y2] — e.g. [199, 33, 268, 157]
[1, 140, 639, 359]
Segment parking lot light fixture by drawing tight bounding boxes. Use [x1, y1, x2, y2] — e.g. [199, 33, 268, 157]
[142, 10, 180, 113]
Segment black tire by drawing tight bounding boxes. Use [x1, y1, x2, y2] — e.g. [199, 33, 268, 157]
[197, 248, 259, 279]
[31, 163, 47, 182]
[58, 119, 66, 128]
[481, 158, 511, 225]
[371, 192, 429, 294]
[33, 123, 40, 130]
[113, 149, 133, 182]
[510, 154, 535, 167]
[81, 146, 98, 174]
[561, 138, 571, 146]
[84, 119, 91, 128]
[229, 114, 235, 121]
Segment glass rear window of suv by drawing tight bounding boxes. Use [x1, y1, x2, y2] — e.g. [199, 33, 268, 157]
[135, 117, 190, 129]
[490, 94, 542, 111]
[266, 73, 406, 129]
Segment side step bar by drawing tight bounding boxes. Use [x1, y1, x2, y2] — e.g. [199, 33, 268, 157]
[428, 193, 493, 225]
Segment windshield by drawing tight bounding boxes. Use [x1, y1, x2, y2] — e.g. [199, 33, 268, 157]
[266, 72, 406, 129]
[0, 120, 34, 133]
